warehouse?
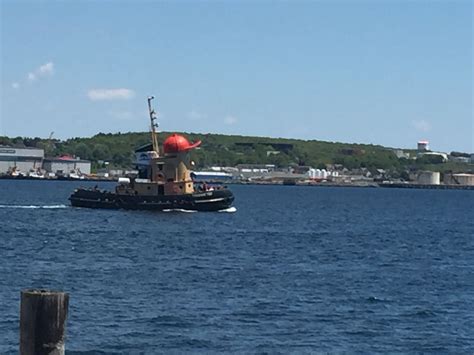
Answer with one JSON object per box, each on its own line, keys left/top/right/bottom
{"left": 42, "top": 156, "right": 91, "bottom": 175}
{"left": 0, "top": 146, "right": 44, "bottom": 174}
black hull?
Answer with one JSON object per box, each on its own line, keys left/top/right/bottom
{"left": 69, "top": 188, "right": 234, "bottom": 212}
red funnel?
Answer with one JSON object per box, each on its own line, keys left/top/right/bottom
{"left": 163, "top": 134, "right": 201, "bottom": 154}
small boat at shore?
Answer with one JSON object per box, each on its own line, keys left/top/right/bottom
{"left": 69, "top": 96, "right": 235, "bottom": 211}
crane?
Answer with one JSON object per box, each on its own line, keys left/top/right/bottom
{"left": 47, "top": 131, "right": 54, "bottom": 157}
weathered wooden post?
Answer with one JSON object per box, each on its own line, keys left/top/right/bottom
{"left": 20, "top": 289, "right": 69, "bottom": 355}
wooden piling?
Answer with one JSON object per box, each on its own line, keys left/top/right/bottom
{"left": 20, "top": 289, "right": 69, "bottom": 355}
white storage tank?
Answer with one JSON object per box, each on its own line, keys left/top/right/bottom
{"left": 321, "top": 169, "right": 328, "bottom": 179}
{"left": 417, "top": 171, "right": 440, "bottom": 185}
{"left": 447, "top": 173, "right": 474, "bottom": 186}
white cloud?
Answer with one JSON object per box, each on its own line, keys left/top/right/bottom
{"left": 187, "top": 110, "right": 207, "bottom": 121}
{"left": 39, "top": 62, "right": 54, "bottom": 75}
{"left": 11, "top": 82, "right": 20, "bottom": 89}
{"left": 224, "top": 115, "right": 237, "bottom": 125}
{"left": 412, "top": 119, "right": 431, "bottom": 132}
{"left": 25, "top": 61, "right": 54, "bottom": 83}
{"left": 87, "top": 88, "right": 135, "bottom": 101}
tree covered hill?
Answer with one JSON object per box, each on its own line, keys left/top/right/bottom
{"left": 0, "top": 132, "right": 472, "bottom": 174}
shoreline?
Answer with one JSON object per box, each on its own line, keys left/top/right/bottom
{"left": 1, "top": 176, "right": 473, "bottom": 190}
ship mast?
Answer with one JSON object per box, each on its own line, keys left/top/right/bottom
{"left": 147, "top": 96, "right": 159, "bottom": 155}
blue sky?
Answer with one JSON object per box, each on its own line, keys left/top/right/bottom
{"left": 1, "top": 0, "right": 472, "bottom": 153}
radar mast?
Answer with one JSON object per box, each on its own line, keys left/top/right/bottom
{"left": 147, "top": 96, "right": 160, "bottom": 155}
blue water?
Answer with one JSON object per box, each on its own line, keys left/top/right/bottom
{"left": 0, "top": 180, "right": 473, "bottom": 353}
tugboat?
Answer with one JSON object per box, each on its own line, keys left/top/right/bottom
{"left": 69, "top": 96, "right": 234, "bottom": 211}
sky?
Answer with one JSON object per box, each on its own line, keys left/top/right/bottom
{"left": 0, "top": 0, "right": 472, "bottom": 153}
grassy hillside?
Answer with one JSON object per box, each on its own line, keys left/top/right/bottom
{"left": 1, "top": 132, "right": 472, "bottom": 175}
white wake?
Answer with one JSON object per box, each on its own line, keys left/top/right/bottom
{"left": 0, "top": 204, "right": 67, "bottom": 209}
{"left": 163, "top": 208, "right": 198, "bottom": 213}
{"left": 162, "top": 206, "right": 237, "bottom": 213}
{"left": 218, "top": 206, "right": 237, "bottom": 213}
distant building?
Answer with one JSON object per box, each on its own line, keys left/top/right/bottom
{"left": 191, "top": 171, "right": 233, "bottom": 182}
{"left": 449, "top": 156, "right": 470, "bottom": 163}
{"left": 394, "top": 149, "right": 410, "bottom": 159}
{"left": 236, "top": 164, "right": 276, "bottom": 172}
{"left": 43, "top": 156, "right": 91, "bottom": 175}
{"left": 289, "top": 165, "right": 311, "bottom": 174}
{"left": 417, "top": 140, "right": 429, "bottom": 151}
{"left": 0, "top": 146, "right": 44, "bottom": 174}
{"left": 417, "top": 151, "right": 448, "bottom": 162}
{"left": 209, "top": 166, "right": 238, "bottom": 173}
{"left": 108, "top": 169, "right": 124, "bottom": 177}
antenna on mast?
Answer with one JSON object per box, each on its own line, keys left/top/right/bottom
{"left": 147, "top": 96, "right": 159, "bottom": 155}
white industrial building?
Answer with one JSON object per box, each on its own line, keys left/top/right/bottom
{"left": 1, "top": 146, "right": 91, "bottom": 177}
{"left": 42, "top": 157, "right": 91, "bottom": 175}
{"left": 418, "top": 151, "right": 448, "bottom": 162}
{"left": 449, "top": 156, "right": 471, "bottom": 163}
{"left": 0, "top": 146, "right": 44, "bottom": 174}
{"left": 417, "top": 140, "right": 429, "bottom": 151}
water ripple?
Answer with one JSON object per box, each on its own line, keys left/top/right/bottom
{"left": 0, "top": 181, "right": 472, "bottom": 353}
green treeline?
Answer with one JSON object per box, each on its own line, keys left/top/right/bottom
{"left": 0, "top": 132, "right": 472, "bottom": 174}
